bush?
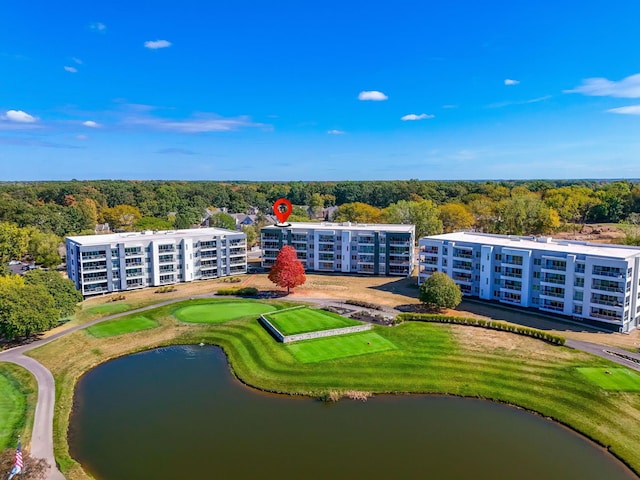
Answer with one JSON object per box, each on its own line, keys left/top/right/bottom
{"left": 220, "top": 276, "right": 242, "bottom": 283}
{"left": 217, "top": 287, "right": 259, "bottom": 296}
{"left": 345, "top": 299, "right": 383, "bottom": 311}
{"left": 155, "top": 286, "right": 177, "bottom": 294}
{"left": 397, "top": 313, "right": 566, "bottom": 345}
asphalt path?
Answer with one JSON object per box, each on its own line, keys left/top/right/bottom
{"left": 2, "top": 293, "right": 640, "bottom": 479}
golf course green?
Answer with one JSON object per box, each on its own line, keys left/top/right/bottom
{"left": 173, "top": 301, "right": 276, "bottom": 323}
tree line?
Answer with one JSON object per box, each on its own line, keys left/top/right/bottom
{"left": 0, "top": 179, "right": 639, "bottom": 240}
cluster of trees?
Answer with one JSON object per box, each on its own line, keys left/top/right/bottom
{"left": 0, "top": 270, "right": 82, "bottom": 340}
{"left": 0, "top": 222, "right": 62, "bottom": 268}
{"left": 0, "top": 179, "right": 639, "bottom": 241}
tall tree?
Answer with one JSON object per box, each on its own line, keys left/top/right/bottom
{"left": 100, "top": 205, "right": 142, "bottom": 231}
{"left": 268, "top": 245, "right": 306, "bottom": 293}
{"left": 0, "top": 276, "right": 59, "bottom": 339}
{"left": 419, "top": 272, "right": 462, "bottom": 310}
{"left": 382, "top": 200, "right": 442, "bottom": 238}
{"left": 209, "top": 212, "right": 236, "bottom": 230}
{"left": 27, "top": 230, "right": 62, "bottom": 268}
{"left": 333, "top": 202, "right": 382, "bottom": 223}
{"left": 0, "top": 223, "right": 29, "bottom": 263}
{"left": 438, "top": 203, "right": 474, "bottom": 233}
{"left": 24, "top": 270, "right": 82, "bottom": 318}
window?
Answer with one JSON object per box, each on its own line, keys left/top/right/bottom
{"left": 534, "top": 258, "right": 541, "bottom": 265}
{"left": 495, "top": 254, "right": 502, "bottom": 261}
{"left": 494, "top": 266, "right": 501, "bottom": 273}
{"left": 533, "top": 271, "right": 540, "bottom": 279}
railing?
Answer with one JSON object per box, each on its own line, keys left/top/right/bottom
{"left": 541, "top": 290, "right": 564, "bottom": 298}
{"left": 592, "top": 268, "right": 623, "bottom": 278}
{"left": 82, "top": 254, "right": 106, "bottom": 260}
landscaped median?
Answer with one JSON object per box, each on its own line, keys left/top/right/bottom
{"left": 396, "top": 313, "right": 566, "bottom": 345}
{"left": 17, "top": 297, "right": 640, "bottom": 478}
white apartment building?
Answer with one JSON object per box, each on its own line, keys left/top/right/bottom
{"left": 418, "top": 232, "right": 640, "bottom": 333}
{"left": 66, "top": 228, "right": 247, "bottom": 296}
{"left": 261, "top": 222, "right": 415, "bottom": 276}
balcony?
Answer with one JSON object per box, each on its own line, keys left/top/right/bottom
{"left": 452, "top": 273, "right": 472, "bottom": 284}
{"left": 82, "top": 253, "right": 107, "bottom": 261}
{"left": 84, "top": 285, "right": 109, "bottom": 294}
{"left": 157, "top": 245, "right": 176, "bottom": 253}
{"left": 452, "top": 250, "right": 473, "bottom": 259}
{"left": 420, "top": 246, "right": 439, "bottom": 254}
{"left": 82, "top": 264, "right": 107, "bottom": 272}
{"left": 592, "top": 266, "right": 624, "bottom": 278}
{"left": 502, "top": 255, "right": 523, "bottom": 266}
{"left": 83, "top": 276, "right": 108, "bottom": 283}
{"left": 591, "top": 281, "right": 624, "bottom": 295}
{"left": 540, "top": 288, "right": 564, "bottom": 298}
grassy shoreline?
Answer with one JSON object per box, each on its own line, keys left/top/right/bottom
{"left": 18, "top": 298, "right": 640, "bottom": 479}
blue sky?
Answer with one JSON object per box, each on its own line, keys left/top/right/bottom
{"left": 1, "top": 1, "right": 639, "bottom": 181}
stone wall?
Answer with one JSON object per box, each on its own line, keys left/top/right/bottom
{"left": 259, "top": 315, "right": 371, "bottom": 343}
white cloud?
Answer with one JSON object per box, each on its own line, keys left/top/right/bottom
{"left": 504, "top": 79, "right": 520, "bottom": 86}
{"left": 607, "top": 105, "right": 640, "bottom": 115}
{"left": 565, "top": 73, "right": 640, "bottom": 98}
{"left": 358, "top": 90, "right": 388, "bottom": 101}
{"left": 124, "top": 113, "right": 263, "bottom": 133}
{"left": 3, "top": 110, "right": 37, "bottom": 123}
{"left": 401, "top": 113, "right": 434, "bottom": 121}
{"left": 144, "top": 40, "right": 172, "bottom": 50}
{"left": 72, "top": 57, "right": 83, "bottom": 64}
{"left": 327, "top": 129, "right": 346, "bottom": 135}
{"left": 64, "top": 66, "right": 78, "bottom": 73}
{"left": 89, "top": 22, "right": 107, "bottom": 32}
{"left": 82, "top": 120, "right": 100, "bottom": 128}
{"left": 486, "top": 95, "right": 552, "bottom": 108}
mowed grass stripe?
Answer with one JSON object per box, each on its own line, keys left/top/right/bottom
{"left": 577, "top": 367, "right": 640, "bottom": 391}
{"left": 265, "top": 307, "right": 361, "bottom": 335}
{"left": 174, "top": 302, "right": 276, "bottom": 323}
{"left": 287, "top": 332, "right": 397, "bottom": 363}
{"left": 86, "top": 316, "right": 159, "bottom": 338}
{"left": 85, "top": 303, "right": 131, "bottom": 315}
{"left": 0, "top": 363, "right": 36, "bottom": 450}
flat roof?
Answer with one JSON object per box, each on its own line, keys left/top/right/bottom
{"left": 423, "top": 232, "right": 640, "bottom": 260}
{"left": 67, "top": 227, "right": 241, "bottom": 246}
{"left": 265, "top": 222, "right": 415, "bottom": 233}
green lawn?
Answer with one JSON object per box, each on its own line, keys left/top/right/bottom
{"left": 173, "top": 301, "right": 276, "bottom": 323}
{"left": 0, "top": 363, "right": 37, "bottom": 450}
{"left": 287, "top": 331, "right": 397, "bottom": 363}
{"left": 85, "top": 303, "right": 131, "bottom": 315}
{"left": 86, "top": 316, "right": 159, "bottom": 338}
{"left": 577, "top": 367, "right": 640, "bottom": 391}
{"left": 264, "top": 307, "right": 361, "bottom": 335}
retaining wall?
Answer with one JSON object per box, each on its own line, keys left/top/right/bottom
{"left": 259, "top": 315, "right": 371, "bottom": 343}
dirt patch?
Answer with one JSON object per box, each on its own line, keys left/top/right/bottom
{"left": 554, "top": 224, "right": 627, "bottom": 244}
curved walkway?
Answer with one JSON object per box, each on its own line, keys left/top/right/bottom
{"left": 2, "top": 293, "right": 640, "bottom": 479}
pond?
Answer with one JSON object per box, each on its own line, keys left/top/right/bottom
{"left": 69, "top": 346, "right": 637, "bottom": 480}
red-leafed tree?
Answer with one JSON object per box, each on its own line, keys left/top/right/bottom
{"left": 268, "top": 245, "right": 306, "bottom": 293}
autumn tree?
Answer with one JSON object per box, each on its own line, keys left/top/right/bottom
{"left": 419, "top": 272, "right": 462, "bottom": 310}
{"left": 382, "top": 200, "right": 443, "bottom": 238}
{"left": 100, "top": 205, "right": 142, "bottom": 231}
{"left": 333, "top": 202, "right": 381, "bottom": 223}
{"left": 438, "top": 203, "right": 474, "bottom": 233}
{"left": 268, "top": 245, "right": 306, "bottom": 293}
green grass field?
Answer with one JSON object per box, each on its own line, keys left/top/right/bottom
{"left": 264, "top": 307, "right": 361, "bottom": 335}
{"left": 22, "top": 297, "right": 640, "bottom": 477}
{"left": 287, "top": 331, "right": 397, "bottom": 363}
{"left": 0, "top": 363, "right": 37, "bottom": 450}
{"left": 85, "top": 303, "right": 131, "bottom": 315}
{"left": 577, "top": 367, "right": 640, "bottom": 391}
{"left": 173, "top": 301, "right": 276, "bottom": 323}
{"left": 86, "top": 316, "right": 159, "bottom": 338}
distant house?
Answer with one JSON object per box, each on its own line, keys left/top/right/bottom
{"left": 94, "top": 223, "right": 111, "bottom": 234}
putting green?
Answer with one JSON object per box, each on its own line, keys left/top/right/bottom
{"left": 174, "top": 302, "right": 276, "bottom": 324}
{"left": 287, "top": 331, "right": 397, "bottom": 363}
{"left": 576, "top": 367, "right": 640, "bottom": 391}
{"left": 264, "top": 307, "right": 361, "bottom": 335}
{"left": 87, "top": 316, "right": 159, "bottom": 338}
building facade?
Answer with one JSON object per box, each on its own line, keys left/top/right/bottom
{"left": 66, "top": 228, "right": 247, "bottom": 296}
{"left": 418, "top": 232, "right": 640, "bottom": 332}
{"left": 261, "top": 222, "right": 415, "bottom": 276}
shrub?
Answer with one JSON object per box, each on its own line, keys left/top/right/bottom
{"left": 217, "top": 287, "right": 259, "bottom": 296}
{"left": 397, "top": 313, "right": 566, "bottom": 345}
{"left": 345, "top": 299, "right": 383, "bottom": 311}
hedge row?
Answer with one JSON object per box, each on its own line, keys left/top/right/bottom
{"left": 396, "top": 313, "right": 566, "bottom": 346}
{"left": 345, "top": 299, "right": 384, "bottom": 311}
{"left": 216, "top": 287, "right": 259, "bottom": 296}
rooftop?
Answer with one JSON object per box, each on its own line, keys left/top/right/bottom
{"left": 265, "top": 222, "right": 415, "bottom": 233}
{"left": 67, "top": 227, "right": 242, "bottom": 246}
{"left": 423, "top": 232, "right": 640, "bottom": 260}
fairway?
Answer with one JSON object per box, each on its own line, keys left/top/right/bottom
{"left": 86, "top": 303, "right": 131, "bottom": 315}
{"left": 577, "top": 367, "right": 640, "bottom": 391}
{"left": 286, "top": 331, "right": 397, "bottom": 363}
{"left": 0, "top": 364, "right": 35, "bottom": 450}
{"left": 174, "top": 302, "right": 276, "bottom": 323}
{"left": 265, "top": 307, "right": 361, "bottom": 335}
{"left": 86, "top": 316, "right": 159, "bottom": 338}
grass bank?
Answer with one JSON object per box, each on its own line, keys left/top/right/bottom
{"left": 25, "top": 298, "right": 640, "bottom": 479}
{"left": 0, "top": 363, "right": 37, "bottom": 450}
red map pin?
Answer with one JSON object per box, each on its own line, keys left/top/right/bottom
{"left": 273, "top": 198, "right": 293, "bottom": 225}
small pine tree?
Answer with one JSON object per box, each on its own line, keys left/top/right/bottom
{"left": 268, "top": 245, "right": 306, "bottom": 294}
{"left": 419, "top": 272, "right": 462, "bottom": 310}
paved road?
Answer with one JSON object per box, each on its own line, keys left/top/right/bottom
{"left": 2, "top": 293, "right": 640, "bottom": 479}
